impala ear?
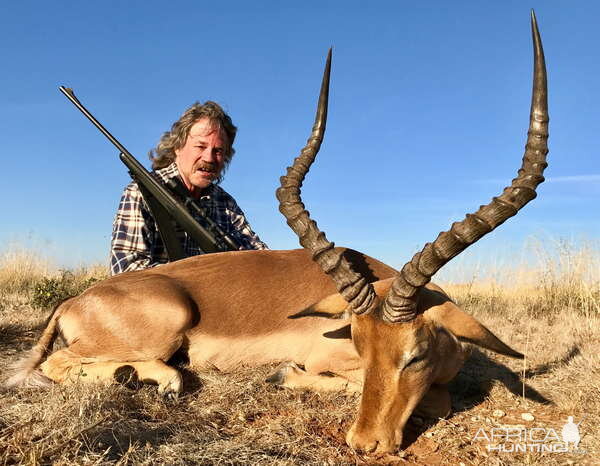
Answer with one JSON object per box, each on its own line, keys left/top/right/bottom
{"left": 289, "top": 293, "right": 349, "bottom": 319}
{"left": 429, "top": 304, "right": 524, "bottom": 359}
{"left": 289, "top": 278, "right": 394, "bottom": 320}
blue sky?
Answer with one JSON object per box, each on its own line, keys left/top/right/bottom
{"left": 1, "top": 1, "right": 598, "bottom": 278}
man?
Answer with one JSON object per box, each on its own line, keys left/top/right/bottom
{"left": 110, "top": 101, "right": 267, "bottom": 275}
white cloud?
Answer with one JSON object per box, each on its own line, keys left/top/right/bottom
{"left": 544, "top": 174, "right": 600, "bottom": 183}
{"left": 476, "top": 174, "right": 600, "bottom": 185}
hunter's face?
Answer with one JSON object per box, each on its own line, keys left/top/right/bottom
{"left": 175, "top": 118, "right": 228, "bottom": 197}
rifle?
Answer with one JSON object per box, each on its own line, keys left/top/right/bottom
{"left": 59, "top": 86, "right": 241, "bottom": 260}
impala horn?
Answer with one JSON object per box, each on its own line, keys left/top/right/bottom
{"left": 277, "top": 49, "right": 379, "bottom": 315}
{"left": 381, "top": 10, "right": 549, "bottom": 322}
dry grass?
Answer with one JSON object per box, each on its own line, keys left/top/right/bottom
{"left": 0, "top": 246, "right": 51, "bottom": 296}
{"left": 0, "top": 244, "right": 598, "bottom": 465}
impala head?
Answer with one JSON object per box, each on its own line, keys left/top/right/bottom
{"left": 277, "top": 12, "right": 548, "bottom": 454}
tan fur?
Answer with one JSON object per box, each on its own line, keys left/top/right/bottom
{"left": 6, "top": 248, "right": 521, "bottom": 454}
{"left": 340, "top": 283, "right": 520, "bottom": 453}
{"left": 275, "top": 280, "right": 521, "bottom": 453}
{"left": 5, "top": 249, "right": 394, "bottom": 391}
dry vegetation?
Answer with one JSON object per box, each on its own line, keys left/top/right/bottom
{"left": 1, "top": 242, "right": 598, "bottom": 465}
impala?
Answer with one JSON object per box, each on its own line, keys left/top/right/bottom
{"left": 6, "top": 12, "right": 548, "bottom": 454}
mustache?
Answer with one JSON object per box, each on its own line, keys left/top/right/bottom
{"left": 194, "top": 161, "right": 219, "bottom": 173}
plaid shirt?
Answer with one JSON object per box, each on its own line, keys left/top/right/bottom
{"left": 110, "top": 162, "right": 268, "bottom": 275}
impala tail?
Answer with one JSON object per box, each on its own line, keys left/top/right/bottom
{"left": 3, "top": 301, "right": 67, "bottom": 389}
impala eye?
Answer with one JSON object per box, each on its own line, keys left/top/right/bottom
{"left": 404, "top": 351, "right": 428, "bottom": 369}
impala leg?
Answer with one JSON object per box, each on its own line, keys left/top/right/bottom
{"left": 40, "top": 349, "right": 182, "bottom": 395}
{"left": 267, "top": 362, "right": 362, "bottom": 393}
{"left": 126, "top": 360, "right": 183, "bottom": 395}
{"left": 267, "top": 338, "right": 364, "bottom": 393}
{"left": 40, "top": 348, "right": 92, "bottom": 382}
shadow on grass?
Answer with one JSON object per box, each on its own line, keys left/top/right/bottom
{"left": 524, "top": 346, "right": 580, "bottom": 378}
{"left": 400, "top": 346, "right": 581, "bottom": 450}
{"left": 80, "top": 422, "right": 316, "bottom": 464}
{"left": 84, "top": 424, "right": 175, "bottom": 463}
{"left": 68, "top": 393, "right": 317, "bottom": 464}
{"left": 109, "top": 343, "right": 575, "bottom": 455}
{"left": 0, "top": 323, "right": 41, "bottom": 353}
{"left": 449, "top": 346, "right": 583, "bottom": 412}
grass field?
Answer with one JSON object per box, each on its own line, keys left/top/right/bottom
{"left": 0, "top": 243, "right": 598, "bottom": 465}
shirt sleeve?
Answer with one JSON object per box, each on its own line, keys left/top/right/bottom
{"left": 224, "top": 196, "right": 269, "bottom": 251}
{"left": 109, "top": 183, "right": 164, "bottom": 275}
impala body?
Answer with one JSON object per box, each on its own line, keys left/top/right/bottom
{"left": 6, "top": 13, "right": 548, "bottom": 454}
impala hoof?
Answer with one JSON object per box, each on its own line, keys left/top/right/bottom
{"left": 157, "top": 372, "right": 183, "bottom": 397}
{"left": 163, "top": 390, "right": 179, "bottom": 401}
{"left": 265, "top": 361, "right": 300, "bottom": 385}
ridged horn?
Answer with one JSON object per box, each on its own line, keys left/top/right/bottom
{"left": 276, "top": 49, "right": 378, "bottom": 315}
{"left": 381, "top": 10, "right": 549, "bottom": 323}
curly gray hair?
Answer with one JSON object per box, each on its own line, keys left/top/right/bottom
{"left": 149, "top": 101, "right": 237, "bottom": 183}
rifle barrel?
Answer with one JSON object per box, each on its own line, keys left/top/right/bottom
{"left": 59, "top": 86, "right": 130, "bottom": 157}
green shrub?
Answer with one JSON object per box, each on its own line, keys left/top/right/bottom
{"left": 31, "top": 270, "right": 99, "bottom": 309}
